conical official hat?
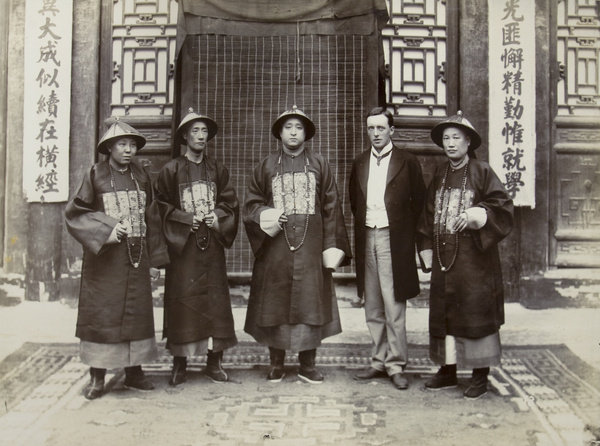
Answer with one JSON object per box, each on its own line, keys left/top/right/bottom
{"left": 430, "top": 110, "right": 482, "bottom": 150}
{"left": 271, "top": 105, "right": 316, "bottom": 141}
{"left": 97, "top": 119, "right": 147, "bottom": 155}
{"left": 174, "top": 108, "right": 218, "bottom": 146}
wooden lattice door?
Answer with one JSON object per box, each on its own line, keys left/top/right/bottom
{"left": 551, "top": 0, "right": 600, "bottom": 267}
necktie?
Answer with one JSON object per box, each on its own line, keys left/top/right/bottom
{"left": 373, "top": 150, "right": 391, "bottom": 166}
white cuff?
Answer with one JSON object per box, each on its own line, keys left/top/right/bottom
{"left": 322, "top": 247, "right": 345, "bottom": 271}
{"left": 260, "top": 208, "right": 284, "bottom": 237}
{"left": 465, "top": 207, "right": 487, "bottom": 230}
{"left": 208, "top": 211, "right": 220, "bottom": 232}
{"left": 419, "top": 249, "right": 433, "bottom": 270}
{"left": 106, "top": 225, "right": 121, "bottom": 244}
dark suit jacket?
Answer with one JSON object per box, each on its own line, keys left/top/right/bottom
{"left": 349, "top": 145, "right": 426, "bottom": 301}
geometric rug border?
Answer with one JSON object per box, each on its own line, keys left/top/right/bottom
{"left": 2, "top": 341, "right": 598, "bottom": 385}
{"left": 1, "top": 341, "right": 599, "bottom": 444}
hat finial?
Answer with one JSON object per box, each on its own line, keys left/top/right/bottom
{"left": 292, "top": 105, "right": 298, "bottom": 111}
{"left": 188, "top": 107, "right": 194, "bottom": 113}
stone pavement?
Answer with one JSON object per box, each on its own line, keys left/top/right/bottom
{"left": 0, "top": 281, "right": 599, "bottom": 445}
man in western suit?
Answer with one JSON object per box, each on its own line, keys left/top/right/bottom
{"left": 349, "top": 107, "right": 426, "bottom": 390}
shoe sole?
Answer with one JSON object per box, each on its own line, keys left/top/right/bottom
{"left": 168, "top": 379, "right": 187, "bottom": 386}
{"left": 83, "top": 389, "right": 103, "bottom": 400}
{"left": 353, "top": 374, "right": 387, "bottom": 381}
{"left": 123, "top": 384, "right": 154, "bottom": 392}
{"left": 425, "top": 384, "right": 458, "bottom": 391}
{"left": 207, "top": 376, "right": 228, "bottom": 383}
{"left": 297, "top": 374, "right": 323, "bottom": 385}
{"left": 463, "top": 390, "right": 488, "bottom": 400}
{"left": 267, "top": 373, "right": 285, "bottom": 383}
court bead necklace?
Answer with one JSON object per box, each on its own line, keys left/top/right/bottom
{"left": 186, "top": 156, "right": 211, "bottom": 250}
{"left": 278, "top": 150, "right": 310, "bottom": 252}
{"left": 434, "top": 161, "right": 468, "bottom": 272}
{"left": 109, "top": 164, "right": 145, "bottom": 268}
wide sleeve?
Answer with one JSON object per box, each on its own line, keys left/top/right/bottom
{"left": 242, "top": 159, "right": 273, "bottom": 257}
{"left": 407, "top": 154, "right": 427, "bottom": 251}
{"left": 417, "top": 165, "right": 441, "bottom": 252}
{"left": 211, "top": 160, "right": 239, "bottom": 249}
{"left": 348, "top": 159, "right": 358, "bottom": 217}
{"left": 154, "top": 162, "right": 195, "bottom": 256}
{"left": 64, "top": 166, "right": 118, "bottom": 256}
{"left": 471, "top": 163, "right": 514, "bottom": 252}
{"left": 141, "top": 168, "right": 170, "bottom": 268}
{"left": 318, "top": 156, "right": 352, "bottom": 266}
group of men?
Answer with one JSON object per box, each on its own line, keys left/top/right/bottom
{"left": 66, "top": 105, "right": 513, "bottom": 401}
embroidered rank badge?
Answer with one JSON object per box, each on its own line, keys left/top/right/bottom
{"left": 272, "top": 172, "right": 316, "bottom": 215}
{"left": 179, "top": 180, "right": 216, "bottom": 218}
{"left": 434, "top": 187, "right": 475, "bottom": 234}
{"left": 103, "top": 190, "right": 147, "bottom": 237}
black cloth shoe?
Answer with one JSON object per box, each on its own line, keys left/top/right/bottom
{"left": 425, "top": 364, "right": 458, "bottom": 390}
{"left": 298, "top": 349, "right": 323, "bottom": 384}
{"left": 169, "top": 356, "right": 187, "bottom": 386}
{"left": 353, "top": 367, "right": 388, "bottom": 381}
{"left": 267, "top": 366, "right": 285, "bottom": 382}
{"left": 124, "top": 366, "right": 154, "bottom": 391}
{"left": 267, "top": 347, "right": 285, "bottom": 382}
{"left": 206, "top": 350, "right": 228, "bottom": 383}
{"left": 391, "top": 372, "right": 409, "bottom": 390}
{"left": 84, "top": 367, "right": 106, "bottom": 400}
{"left": 463, "top": 367, "right": 489, "bottom": 399}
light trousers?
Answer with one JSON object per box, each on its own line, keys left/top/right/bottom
{"left": 363, "top": 227, "right": 407, "bottom": 376}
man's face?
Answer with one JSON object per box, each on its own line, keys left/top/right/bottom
{"left": 366, "top": 114, "right": 394, "bottom": 151}
{"left": 184, "top": 121, "right": 209, "bottom": 154}
{"left": 442, "top": 126, "right": 470, "bottom": 164}
{"left": 280, "top": 118, "right": 306, "bottom": 151}
{"left": 107, "top": 137, "right": 138, "bottom": 168}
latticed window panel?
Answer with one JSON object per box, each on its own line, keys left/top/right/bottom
{"left": 557, "top": 0, "right": 600, "bottom": 116}
{"left": 110, "top": 0, "right": 177, "bottom": 117}
{"left": 382, "top": 0, "right": 449, "bottom": 117}
{"left": 186, "top": 34, "right": 368, "bottom": 273}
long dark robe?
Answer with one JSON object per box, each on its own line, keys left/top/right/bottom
{"left": 65, "top": 161, "right": 169, "bottom": 343}
{"left": 243, "top": 149, "right": 351, "bottom": 340}
{"left": 418, "top": 158, "right": 514, "bottom": 339}
{"left": 155, "top": 155, "right": 238, "bottom": 345}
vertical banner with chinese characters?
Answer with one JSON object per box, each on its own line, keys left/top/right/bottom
{"left": 488, "top": 0, "right": 536, "bottom": 208}
{"left": 23, "top": 0, "right": 73, "bottom": 203}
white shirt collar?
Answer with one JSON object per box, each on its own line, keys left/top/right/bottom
{"left": 371, "top": 142, "right": 393, "bottom": 157}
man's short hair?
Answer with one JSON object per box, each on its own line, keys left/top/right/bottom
{"left": 366, "top": 107, "right": 394, "bottom": 127}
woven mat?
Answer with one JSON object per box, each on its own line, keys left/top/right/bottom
{"left": 1, "top": 341, "right": 599, "bottom": 444}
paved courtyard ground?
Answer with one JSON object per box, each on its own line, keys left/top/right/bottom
{"left": 0, "top": 280, "right": 599, "bottom": 446}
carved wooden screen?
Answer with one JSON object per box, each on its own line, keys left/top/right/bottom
{"left": 552, "top": 0, "right": 600, "bottom": 267}
{"left": 99, "top": 0, "right": 178, "bottom": 178}
{"left": 381, "top": 0, "right": 458, "bottom": 187}
{"left": 382, "top": 0, "right": 456, "bottom": 118}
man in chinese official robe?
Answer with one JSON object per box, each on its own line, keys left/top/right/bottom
{"left": 243, "top": 106, "right": 351, "bottom": 384}
{"left": 155, "top": 110, "right": 239, "bottom": 386}
{"left": 65, "top": 120, "right": 169, "bottom": 400}
{"left": 418, "top": 111, "right": 514, "bottom": 399}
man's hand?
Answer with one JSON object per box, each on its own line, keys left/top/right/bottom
{"left": 192, "top": 213, "right": 204, "bottom": 231}
{"left": 278, "top": 213, "right": 288, "bottom": 228}
{"left": 203, "top": 211, "right": 217, "bottom": 228}
{"left": 149, "top": 267, "right": 161, "bottom": 280}
{"left": 115, "top": 221, "right": 131, "bottom": 241}
{"left": 452, "top": 212, "right": 468, "bottom": 233}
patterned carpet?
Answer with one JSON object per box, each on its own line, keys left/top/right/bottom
{"left": 0, "top": 342, "right": 599, "bottom": 445}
